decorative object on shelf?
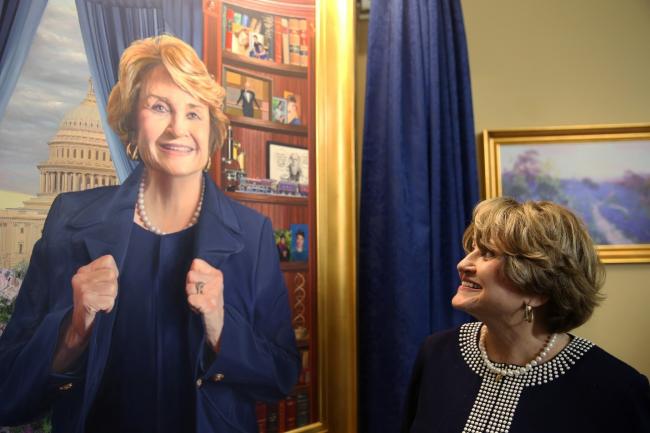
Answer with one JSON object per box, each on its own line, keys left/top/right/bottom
{"left": 223, "top": 3, "right": 274, "bottom": 61}
{"left": 274, "top": 228, "right": 292, "bottom": 262}
{"left": 283, "top": 91, "right": 303, "bottom": 126}
{"left": 267, "top": 142, "right": 308, "bottom": 186}
{"left": 221, "top": 125, "right": 246, "bottom": 191}
{"left": 223, "top": 66, "right": 271, "bottom": 120}
{"left": 236, "top": 177, "right": 308, "bottom": 197}
{"left": 290, "top": 224, "right": 308, "bottom": 262}
{"left": 483, "top": 123, "right": 650, "bottom": 263}
{"left": 272, "top": 96, "right": 287, "bottom": 123}
{"left": 292, "top": 272, "right": 308, "bottom": 341}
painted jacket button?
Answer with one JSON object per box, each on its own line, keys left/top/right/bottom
{"left": 58, "top": 383, "right": 73, "bottom": 391}
{"left": 196, "top": 378, "right": 203, "bottom": 388}
{"left": 212, "top": 373, "right": 225, "bottom": 382}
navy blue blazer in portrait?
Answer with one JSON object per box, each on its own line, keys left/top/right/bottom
{"left": 0, "top": 163, "right": 301, "bottom": 433}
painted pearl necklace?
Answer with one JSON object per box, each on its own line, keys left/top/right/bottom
{"left": 478, "top": 324, "right": 557, "bottom": 382}
{"left": 136, "top": 173, "right": 205, "bottom": 235}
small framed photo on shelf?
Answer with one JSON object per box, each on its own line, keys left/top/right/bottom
{"left": 267, "top": 142, "right": 309, "bottom": 185}
{"left": 223, "top": 4, "right": 274, "bottom": 61}
{"left": 283, "top": 91, "right": 303, "bottom": 126}
{"left": 273, "top": 228, "right": 292, "bottom": 262}
{"left": 290, "top": 224, "right": 308, "bottom": 262}
{"left": 223, "top": 66, "right": 271, "bottom": 120}
{"left": 272, "top": 97, "right": 287, "bottom": 123}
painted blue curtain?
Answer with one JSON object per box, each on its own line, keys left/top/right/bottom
{"left": 358, "top": 0, "right": 479, "bottom": 432}
{"left": 0, "top": 0, "right": 48, "bottom": 120}
{"left": 75, "top": 0, "right": 203, "bottom": 182}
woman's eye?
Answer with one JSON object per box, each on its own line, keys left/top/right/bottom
{"left": 187, "top": 112, "right": 201, "bottom": 120}
{"left": 151, "top": 103, "right": 168, "bottom": 113}
{"left": 480, "top": 248, "right": 495, "bottom": 258}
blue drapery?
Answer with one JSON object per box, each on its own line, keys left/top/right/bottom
{"left": 75, "top": 0, "right": 203, "bottom": 182}
{"left": 358, "top": 0, "right": 479, "bottom": 432}
{"left": 0, "top": 0, "right": 48, "bottom": 120}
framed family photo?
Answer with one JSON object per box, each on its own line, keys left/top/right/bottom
{"left": 222, "top": 66, "right": 271, "bottom": 120}
{"left": 267, "top": 142, "right": 309, "bottom": 185}
{"left": 482, "top": 124, "right": 650, "bottom": 263}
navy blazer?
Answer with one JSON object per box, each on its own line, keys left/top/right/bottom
{"left": 0, "top": 163, "right": 301, "bottom": 432}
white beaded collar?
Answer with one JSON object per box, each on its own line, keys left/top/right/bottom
{"left": 459, "top": 321, "right": 594, "bottom": 387}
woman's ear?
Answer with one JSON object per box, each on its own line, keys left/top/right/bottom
{"left": 529, "top": 294, "right": 549, "bottom": 308}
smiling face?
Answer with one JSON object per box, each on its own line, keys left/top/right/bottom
{"left": 135, "top": 65, "right": 211, "bottom": 179}
{"left": 452, "top": 245, "right": 532, "bottom": 324}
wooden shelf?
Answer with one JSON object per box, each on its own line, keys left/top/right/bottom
{"left": 281, "top": 261, "right": 308, "bottom": 272}
{"left": 226, "top": 190, "right": 308, "bottom": 206}
{"left": 223, "top": 51, "right": 308, "bottom": 78}
{"left": 228, "top": 115, "right": 308, "bottom": 136}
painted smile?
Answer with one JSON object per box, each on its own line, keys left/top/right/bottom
{"left": 159, "top": 142, "right": 194, "bottom": 153}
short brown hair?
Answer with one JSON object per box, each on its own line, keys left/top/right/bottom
{"left": 463, "top": 197, "right": 605, "bottom": 333}
{"left": 107, "top": 34, "right": 228, "bottom": 155}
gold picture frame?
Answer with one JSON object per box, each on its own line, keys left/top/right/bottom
{"left": 482, "top": 124, "right": 650, "bottom": 264}
{"left": 312, "top": 1, "right": 358, "bottom": 433}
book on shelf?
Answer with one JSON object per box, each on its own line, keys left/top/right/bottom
{"left": 295, "top": 391, "right": 310, "bottom": 427}
{"left": 288, "top": 18, "right": 301, "bottom": 66}
{"left": 278, "top": 399, "right": 287, "bottom": 432}
{"left": 267, "top": 402, "right": 279, "bottom": 433}
{"left": 285, "top": 396, "right": 297, "bottom": 430}
{"left": 299, "top": 19, "right": 309, "bottom": 67}
{"left": 256, "top": 402, "right": 268, "bottom": 433}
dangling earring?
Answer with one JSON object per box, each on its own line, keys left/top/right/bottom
{"left": 126, "top": 142, "right": 139, "bottom": 160}
{"left": 524, "top": 303, "right": 534, "bottom": 323}
{"left": 204, "top": 155, "right": 212, "bottom": 172}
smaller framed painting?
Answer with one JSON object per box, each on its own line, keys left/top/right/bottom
{"left": 483, "top": 123, "right": 650, "bottom": 263}
{"left": 222, "top": 66, "right": 271, "bottom": 120}
{"left": 290, "top": 224, "right": 308, "bottom": 262}
{"left": 267, "top": 142, "right": 309, "bottom": 186}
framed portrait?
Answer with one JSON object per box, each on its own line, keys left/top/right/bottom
{"left": 222, "top": 66, "right": 271, "bottom": 120}
{"left": 483, "top": 124, "right": 650, "bottom": 263}
{"left": 273, "top": 228, "right": 292, "bottom": 262}
{"left": 290, "top": 224, "right": 308, "bottom": 262}
{"left": 267, "top": 142, "right": 309, "bottom": 185}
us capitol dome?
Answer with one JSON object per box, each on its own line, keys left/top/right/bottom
{"left": 0, "top": 79, "right": 118, "bottom": 268}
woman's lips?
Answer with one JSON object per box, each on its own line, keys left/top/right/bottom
{"left": 159, "top": 143, "right": 194, "bottom": 153}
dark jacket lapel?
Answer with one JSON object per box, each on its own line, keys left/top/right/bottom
{"left": 66, "top": 163, "right": 142, "bottom": 424}
{"left": 188, "top": 173, "right": 245, "bottom": 374}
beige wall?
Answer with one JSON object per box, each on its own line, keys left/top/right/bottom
{"left": 356, "top": 0, "right": 650, "bottom": 376}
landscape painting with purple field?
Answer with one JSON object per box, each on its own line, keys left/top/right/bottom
{"left": 500, "top": 141, "right": 650, "bottom": 246}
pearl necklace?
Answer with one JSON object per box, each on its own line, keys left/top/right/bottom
{"left": 136, "top": 173, "right": 205, "bottom": 235}
{"left": 478, "top": 324, "right": 557, "bottom": 382}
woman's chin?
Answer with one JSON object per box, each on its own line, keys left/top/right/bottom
{"left": 451, "top": 289, "right": 480, "bottom": 313}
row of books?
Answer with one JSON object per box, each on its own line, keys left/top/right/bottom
{"left": 256, "top": 392, "right": 310, "bottom": 433}
{"left": 222, "top": 4, "right": 309, "bottom": 67}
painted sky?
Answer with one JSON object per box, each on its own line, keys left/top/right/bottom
{"left": 0, "top": 0, "right": 91, "bottom": 194}
{"left": 501, "top": 140, "right": 650, "bottom": 182}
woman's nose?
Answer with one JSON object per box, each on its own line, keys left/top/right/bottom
{"left": 168, "top": 113, "right": 189, "bottom": 137}
{"left": 457, "top": 253, "right": 474, "bottom": 274}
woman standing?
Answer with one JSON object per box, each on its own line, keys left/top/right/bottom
{"left": 0, "top": 35, "right": 300, "bottom": 433}
{"left": 402, "top": 197, "right": 650, "bottom": 432}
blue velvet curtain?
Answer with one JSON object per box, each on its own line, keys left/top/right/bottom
{"left": 75, "top": 0, "right": 203, "bottom": 182}
{"left": 0, "top": 0, "right": 48, "bottom": 120}
{"left": 358, "top": 0, "right": 479, "bottom": 431}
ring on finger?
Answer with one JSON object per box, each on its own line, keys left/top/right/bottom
{"left": 195, "top": 281, "right": 205, "bottom": 295}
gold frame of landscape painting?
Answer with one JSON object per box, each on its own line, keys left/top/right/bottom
{"left": 482, "top": 124, "right": 650, "bottom": 264}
